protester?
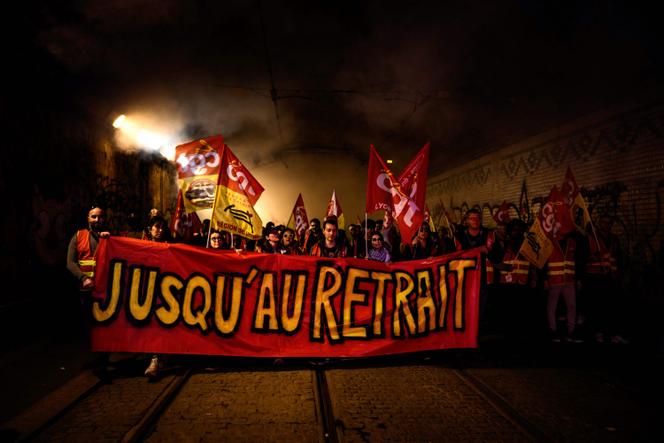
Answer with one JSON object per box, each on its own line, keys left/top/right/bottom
{"left": 303, "top": 218, "right": 322, "bottom": 254}
{"left": 544, "top": 231, "right": 582, "bottom": 343}
{"left": 582, "top": 216, "right": 629, "bottom": 345}
{"left": 310, "top": 218, "right": 347, "bottom": 257}
{"left": 454, "top": 208, "right": 500, "bottom": 335}
{"left": 367, "top": 233, "right": 391, "bottom": 263}
{"left": 143, "top": 214, "right": 170, "bottom": 378}
{"left": 280, "top": 227, "right": 300, "bottom": 255}
{"left": 66, "top": 205, "right": 111, "bottom": 374}
{"left": 208, "top": 229, "right": 231, "bottom": 250}
{"left": 406, "top": 223, "right": 438, "bottom": 259}
{"left": 256, "top": 226, "right": 282, "bottom": 253}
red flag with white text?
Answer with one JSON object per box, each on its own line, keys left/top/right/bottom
{"left": 365, "top": 144, "right": 424, "bottom": 243}
{"left": 210, "top": 145, "right": 264, "bottom": 240}
{"left": 174, "top": 135, "right": 224, "bottom": 220}
{"left": 287, "top": 193, "right": 309, "bottom": 240}
{"left": 398, "top": 142, "right": 431, "bottom": 211}
{"left": 366, "top": 144, "right": 397, "bottom": 213}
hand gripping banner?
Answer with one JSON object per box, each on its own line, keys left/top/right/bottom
{"left": 90, "top": 237, "right": 481, "bottom": 357}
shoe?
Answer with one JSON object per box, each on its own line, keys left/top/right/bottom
{"left": 549, "top": 330, "right": 561, "bottom": 343}
{"left": 144, "top": 356, "right": 161, "bottom": 377}
{"left": 594, "top": 333, "right": 606, "bottom": 344}
{"left": 565, "top": 331, "right": 584, "bottom": 343}
{"left": 610, "top": 335, "right": 630, "bottom": 345}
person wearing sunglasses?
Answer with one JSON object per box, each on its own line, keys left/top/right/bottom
{"left": 280, "top": 227, "right": 301, "bottom": 255}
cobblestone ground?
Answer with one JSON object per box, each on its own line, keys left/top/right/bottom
{"left": 145, "top": 369, "right": 322, "bottom": 443}
{"left": 325, "top": 365, "right": 528, "bottom": 442}
{"left": 32, "top": 374, "right": 175, "bottom": 443}
{"left": 467, "top": 367, "right": 660, "bottom": 442}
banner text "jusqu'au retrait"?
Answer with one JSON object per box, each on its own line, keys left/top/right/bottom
{"left": 90, "top": 237, "right": 481, "bottom": 357}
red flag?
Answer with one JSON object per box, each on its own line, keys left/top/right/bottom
{"left": 561, "top": 167, "right": 591, "bottom": 233}
{"left": 366, "top": 144, "right": 397, "bottom": 213}
{"left": 326, "top": 189, "right": 345, "bottom": 229}
{"left": 542, "top": 186, "right": 574, "bottom": 241}
{"left": 365, "top": 144, "right": 424, "bottom": 242}
{"left": 492, "top": 200, "right": 512, "bottom": 225}
{"left": 210, "top": 145, "right": 264, "bottom": 240}
{"left": 219, "top": 144, "right": 264, "bottom": 205}
{"left": 174, "top": 135, "right": 224, "bottom": 216}
{"left": 170, "top": 189, "right": 203, "bottom": 242}
{"left": 398, "top": 142, "right": 431, "bottom": 211}
{"left": 287, "top": 193, "right": 309, "bottom": 240}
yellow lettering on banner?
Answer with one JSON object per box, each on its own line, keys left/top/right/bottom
{"left": 449, "top": 259, "right": 476, "bottom": 329}
{"left": 416, "top": 270, "right": 437, "bottom": 334}
{"left": 343, "top": 268, "right": 369, "bottom": 339}
{"left": 254, "top": 272, "right": 279, "bottom": 331}
{"left": 156, "top": 275, "right": 182, "bottom": 325}
{"left": 281, "top": 273, "right": 306, "bottom": 333}
{"left": 371, "top": 271, "right": 393, "bottom": 336}
{"left": 438, "top": 265, "right": 449, "bottom": 328}
{"left": 128, "top": 268, "right": 157, "bottom": 322}
{"left": 393, "top": 271, "right": 417, "bottom": 337}
{"left": 183, "top": 276, "right": 212, "bottom": 332}
{"left": 214, "top": 275, "right": 243, "bottom": 335}
{"left": 93, "top": 261, "right": 123, "bottom": 322}
{"left": 312, "top": 266, "right": 342, "bottom": 341}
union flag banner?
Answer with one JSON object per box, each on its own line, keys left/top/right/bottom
{"left": 518, "top": 211, "right": 555, "bottom": 269}
{"left": 398, "top": 142, "right": 431, "bottom": 211}
{"left": 365, "top": 145, "right": 425, "bottom": 243}
{"left": 90, "top": 237, "right": 481, "bottom": 357}
{"left": 326, "top": 189, "right": 345, "bottom": 229}
{"left": 286, "top": 193, "right": 309, "bottom": 240}
{"left": 561, "top": 167, "right": 591, "bottom": 234}
{"left": 174, "top": 135, "right": 224, "bottom": 220}
{"left": 492, "top": 201, "right": 512, "bottom": 226}
{"left": 545, "top": 186, "right": 575, "bottom": 241}
{"left": 210, "top": 145, "right": 264, "bottom": 240}
{"left": 366, "top": 144, "right": 396, "bottom": 213}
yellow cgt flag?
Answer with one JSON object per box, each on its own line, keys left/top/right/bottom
{"left": 211, "top": 185, "right": 263, "bottom": 240}
{"left": 210, "top": 144, "right": 264, "bottom": 240}
{"left": 518, "top": 219, "right": 554, "bottom": 269}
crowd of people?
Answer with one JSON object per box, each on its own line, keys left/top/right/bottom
{"left": 67, "top": 204, "right": 630, "bottom": 378}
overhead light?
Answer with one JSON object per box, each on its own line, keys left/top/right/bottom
{"left": 386, "top": 159, "right": 393, "bottom": 164}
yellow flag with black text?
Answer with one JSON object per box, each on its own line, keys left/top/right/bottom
{"left": 518, "top": 218, "right": 554, "bottom": 269}
{"left": 210, "top": 145, "right": 264, "bottom": 240}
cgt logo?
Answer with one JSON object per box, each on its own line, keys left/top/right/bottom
{"left": 227, "top": 162, "right": 257, "bottom": 198}
{"left": 176, "top": 150, "right": 220, "bottom": 176}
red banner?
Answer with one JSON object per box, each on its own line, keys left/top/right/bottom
{"left": 90, "top": 237, "right": 481, "bottom": 357}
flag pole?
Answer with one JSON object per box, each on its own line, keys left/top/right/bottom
{"left": 365, "top": 212, "right": 369, "bottom": 258}
{"left": 206, "top": 145, "right": 225, "bottom": 248}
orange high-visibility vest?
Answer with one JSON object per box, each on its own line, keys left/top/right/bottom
{"left": 76, "top": 229, "right": 96, "bottom": 278}
{"left": 546, "top": 239, "right": 576, "bottom": 286}
{"left": 585, "top": 236, "right": 616, "bottom": 275}
{"left": 499, "top": 250, "right": 530, "bottom": 285}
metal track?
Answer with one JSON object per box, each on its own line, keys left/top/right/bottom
{"left": 452, "top": 368, "right": 554, "bottom": 443}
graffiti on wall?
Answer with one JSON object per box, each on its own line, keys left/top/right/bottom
{"left": 429, "top": 178, "right": 664, "bottom": 290}
{"left": 430, "top": 104, "right": 664, "bottom": 195}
